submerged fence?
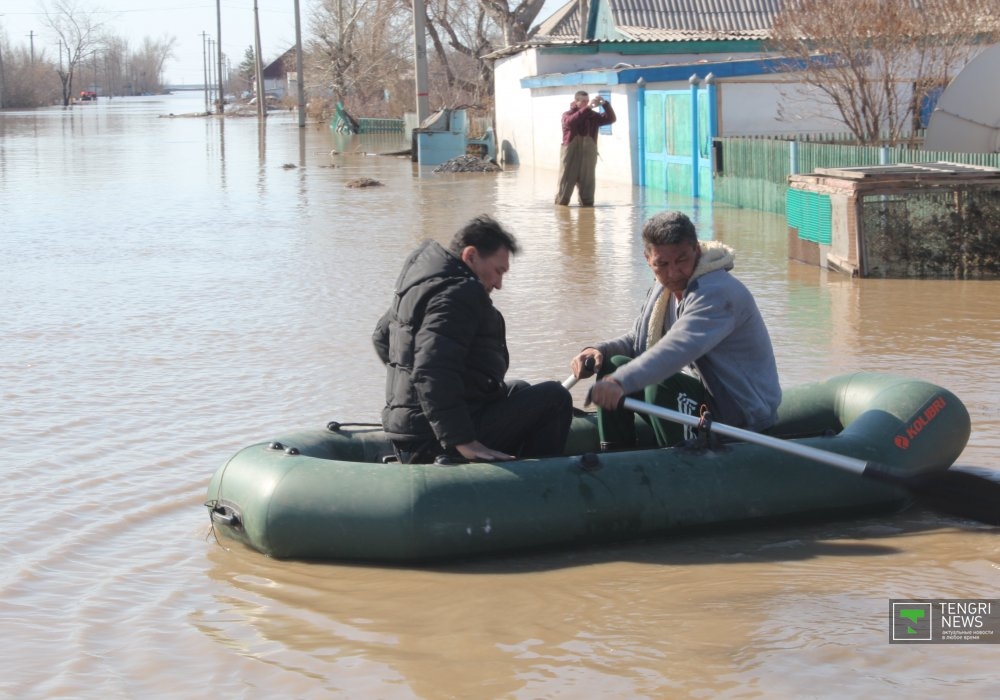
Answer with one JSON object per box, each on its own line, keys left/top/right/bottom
{"left": 352, "top": 115, "right": 493, "bottom": 137}
{"left": 357, "top": 118, "right": 405, "bottom": 133}
{"left": 714, "top": 137, "right": 1000, "bottom": 214}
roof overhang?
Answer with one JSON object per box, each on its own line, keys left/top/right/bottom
{"left": 484, "top": 37, "right": 767, "bottom": 61}
{"left": 519, "top": 55, "right": 817, "bottom": 89}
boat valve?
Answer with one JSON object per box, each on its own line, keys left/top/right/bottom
{"left": 207, "top": 501, "right": 243, "bottom": 531}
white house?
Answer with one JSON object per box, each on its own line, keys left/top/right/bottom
{"left": 490, "top": 0, "right": 870, "bottom": 197}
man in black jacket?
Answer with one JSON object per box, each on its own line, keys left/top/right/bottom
{"left": 373, "top": 215, "right": 573, "bottom": 464}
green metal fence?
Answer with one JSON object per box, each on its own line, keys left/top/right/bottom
{"left": 714, "top": 137, "right": 1000, "bottom": 214}
{"left": 336, "top": 115, "right": 490, "bottom": 136}
{"left": 357, "top": 118, "right": 404, "bottom": 133}
{"left": 786, "top": 189, "right": 833, "bottom": 245}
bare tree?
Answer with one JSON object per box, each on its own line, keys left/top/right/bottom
{"left": 305, "top": 0, "right": 549, "bottom": 117}
{"left": 42, "top": 0, "right": 109, "bottom": 105}
{"left": 308, "top": 0, "right": 412, "bottom": 116}
{"left": 128, "top": 36, "right": 177, "bottom": 95}
{"left": 769, "top": 0, "right": 1000, "bottom": 145}
{"left": 102, "top": 35, "right": 129, "bottom": 96}
{"left": 423, "top": 0, "right": 496, "bottom": 106}
{"left": 478, "top": 0, "right": 548, "bottom": 46}
{"left": 0, "top": 40, "right": 62, "bottom": 108}
{"left": 424, "top": 0, "right": 549, "bottom": 105}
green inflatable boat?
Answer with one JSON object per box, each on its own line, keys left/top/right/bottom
{"left": 205, "top": 372, "right": 971, "bottom": 563}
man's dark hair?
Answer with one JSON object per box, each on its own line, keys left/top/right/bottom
{"left": 574, "top": 90, "right": 589, "bottom": 101}
{"left": 642, "top": 211, "right": 698, "bottom": 251}
{"left": 448, "top": 215, "right": 520, "bottom": 256}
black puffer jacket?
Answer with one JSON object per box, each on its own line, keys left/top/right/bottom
{"left": 373, "top": 240, "right": 509, "bottom": 446}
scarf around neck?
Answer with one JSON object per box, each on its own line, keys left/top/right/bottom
{"left": 645, "top": 241, "right": 735, "bottom": 349}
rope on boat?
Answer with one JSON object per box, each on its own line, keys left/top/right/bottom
{"left": 326, "top": 421, "right": 382, "bottom": 432}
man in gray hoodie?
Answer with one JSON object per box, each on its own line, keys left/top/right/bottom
{"left": 570, "top": 211, "right": 781, "bottom": 449}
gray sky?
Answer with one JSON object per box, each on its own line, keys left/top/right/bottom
{"left": 1, "top": 0, "right": 563, "bottom": 85}
{"left": 2, "top": 1, "right": 311, "bottom": 85}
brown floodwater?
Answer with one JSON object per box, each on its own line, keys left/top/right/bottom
{"left": 2, "top": 94, "right": 998, "bottom": 698}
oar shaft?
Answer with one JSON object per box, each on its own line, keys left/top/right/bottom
{"left": 621, "top": 397, "right": 870, "bottom": 477}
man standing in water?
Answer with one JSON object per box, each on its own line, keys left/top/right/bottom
{"left": 555, "top": 90, "right": 616, "bottom": 207}
{"left": 569, "top": 211, "right": 781, "bottom": 449}
{"left": 374, "top": 215, "right": 573, "bottom": 464}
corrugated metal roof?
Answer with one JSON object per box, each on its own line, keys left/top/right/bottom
{"left": 534, "top": 0, "right": 784, "bottom": 41}
{"left": 616, "top": 26, "right": 771, "bottom": 41}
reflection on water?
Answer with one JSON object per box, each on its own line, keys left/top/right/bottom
{"left": 1, "top": 93, "right": 998, "bottom": 698}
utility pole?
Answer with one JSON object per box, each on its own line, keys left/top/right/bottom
{"left": 208, "top": 38, "right": 215, "bottom": 106}
{"left": 0, "top": 15, "right": 4, "bottom": 110}
{"left": 29, "top": 31, "right": 35, "bottom": 64}
{"left": 412, "top": 0, "right": 429, "bottom": 122}
{"left": 253, "top": 0, "right": 265, "bottom": 120}
{"left": 201, "top": 32, "right": 209, "bottom": 113}
{"left": 293, "top": 0, "right": 306, "bottom": 127}
{"left": 215, "top": 0, "right": 224, "bottom": 114}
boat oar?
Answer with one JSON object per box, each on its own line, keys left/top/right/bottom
{"left": 620, "top": 396, "right": 1000, "bottom": 526}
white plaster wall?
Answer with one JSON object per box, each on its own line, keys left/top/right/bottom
{"left": 494, "top": 55, "right": 540, "bottom": 170}
{"left": 495, "top": 49, "right": 636, "bottom": 186}
{"left": 718, "top": 80, "right": 854, "bottom": 136}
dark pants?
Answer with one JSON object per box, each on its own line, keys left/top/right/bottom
{"left": 597, "top": 355, "right": 709, "bottom": 448}
{"left": 472, "top": 380, "right": 573, "bottom": 458}
{"left": 555, "top": 137, "right": 598, "bottom": 206}
{"left": 393, "top": 380, "right": 573, "bottom": 463}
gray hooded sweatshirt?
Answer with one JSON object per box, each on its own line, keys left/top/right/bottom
{"left": 594, "top": 241, "right": 781, "bottom": 431}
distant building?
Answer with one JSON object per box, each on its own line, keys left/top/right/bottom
{"left": 260, "top": 48, "right": 298, "bottom": 99}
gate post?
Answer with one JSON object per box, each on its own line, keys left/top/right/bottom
{"left": 637, "top": 77, "right": 646, "bottom": 188}
{"left": 705, "top": 73, "right": 717, "bottom": 200}
{"left": 690, "top": 74, "right": 700, "bottom": 198}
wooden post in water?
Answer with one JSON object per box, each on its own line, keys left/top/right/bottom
{"left": 216, "top": 0, "right": 225, "bottom": 114}
{"left": 253, "top": 0, "right": 266, "bottom": 121}
{"left": 412, "top": 0, "right": 429, "bottom": 123}
{"left": 201, "top": 32, "right": 209, "bottom": 113}
{"left": 294, "top": 0, "right": 306, "bottom": 127}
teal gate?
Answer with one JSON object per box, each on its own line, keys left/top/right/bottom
{"left": 642, "top": 83, "right": 714, "bottom": 199}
